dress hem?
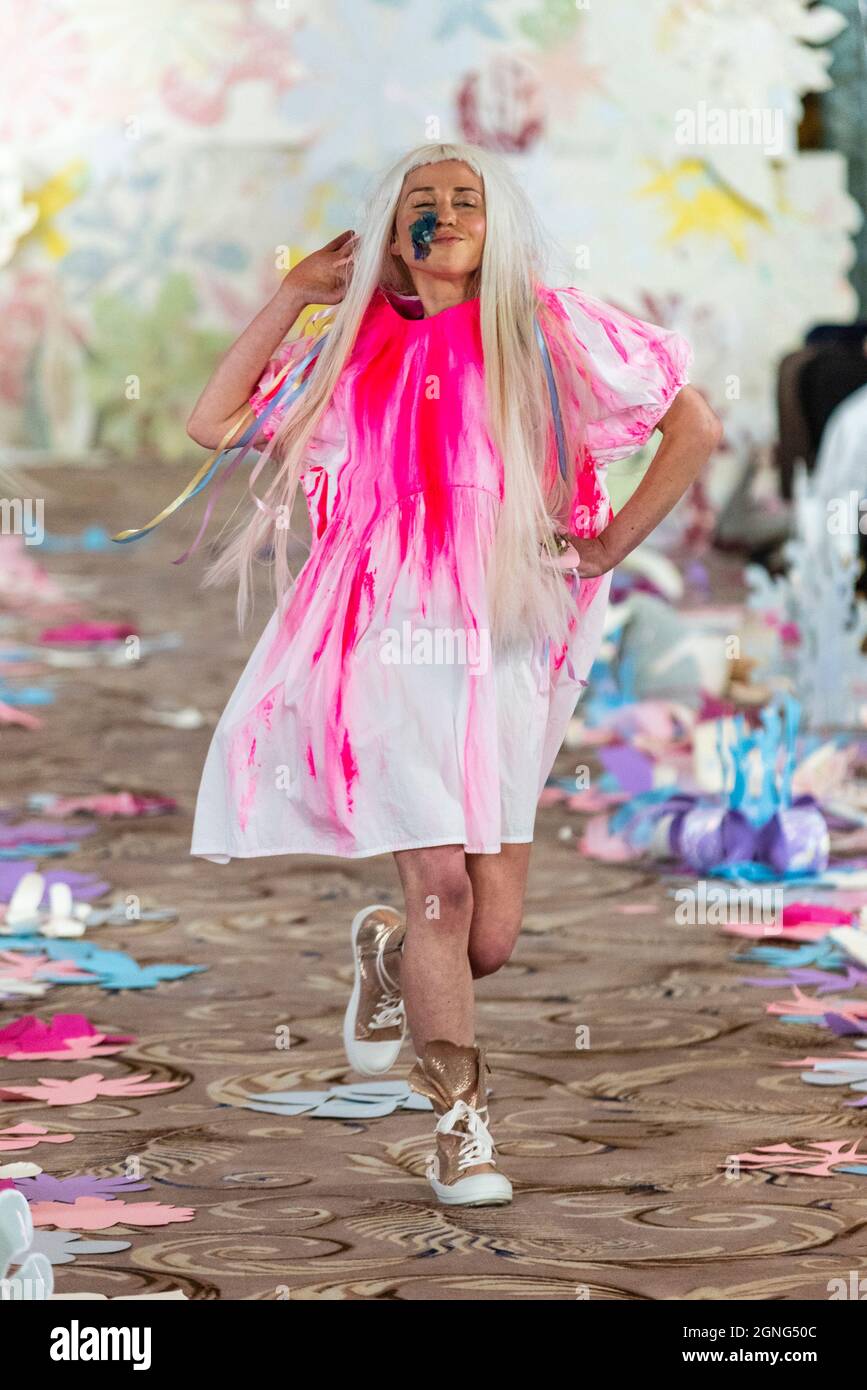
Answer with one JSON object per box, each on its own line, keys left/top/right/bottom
{"left": 190, "top": 831, "right": 536, "bottom": 863}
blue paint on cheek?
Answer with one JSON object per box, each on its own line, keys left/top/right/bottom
{"left": 409, "top": 210, "right": 437, "bottom": 260}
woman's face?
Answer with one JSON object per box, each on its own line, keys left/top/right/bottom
{"left": 390, "top": 160, "right": 486, "bottom": 288}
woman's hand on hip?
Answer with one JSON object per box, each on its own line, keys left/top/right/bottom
{"left": 559, "top": 531, "right": 618, "bottom": 578}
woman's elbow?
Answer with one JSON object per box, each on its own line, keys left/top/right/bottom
{"left": 666, "top": 385, "right": 722, "bottom": 455}
{"left": 186, "top": 414, "right": 221, "bottom": 449}
{"left": 689, "top": 388, "right": 723, "bottom": 450}
{"left": 702, "top": 403, "right": 724, "bottom": 451}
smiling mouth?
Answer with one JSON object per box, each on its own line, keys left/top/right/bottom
{"left": 432, "top": 236, "right": 461, "bottom": 243}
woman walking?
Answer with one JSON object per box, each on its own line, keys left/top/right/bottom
{"left": 182, "top": 141, "right": 721, "bottom": 1206}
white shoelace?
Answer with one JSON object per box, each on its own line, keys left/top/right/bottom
{"left": 369, "top": 992, "right": 405, "bottom": 1030}
{"left": 367, "top": 942, "right": 404, "bottom": 1031}
{"left": 429, "top": 1098, "right": 496, "bottom": 1177}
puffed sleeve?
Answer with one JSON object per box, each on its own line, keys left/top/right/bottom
{"left": 552, "top": 286, "right": 693, "bottom": 464}
{"left": 248, "top": 334, "right": 322, "bottom": 444}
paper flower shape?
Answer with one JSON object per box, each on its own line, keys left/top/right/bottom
{"left": 0, "top": 1072, "right": 183, "bottom": 1105}
{"left": 13, "top": 1174, "right": 151, "bottom": 1203}
{"left": 0, "top": 1123, "right": 75, "bottom": 1153}
{"left": 38, "top": 622, "right": 138, "bottom": 643}
{"left": 720, "top": 1139, "right": 867, "bottom": 1178}
{"left": 30, "top": 1197, "right": 194, "bottom": 1230}
{"left": 239, "top": 1080, "right": 433, "bottom": 1118}
{"left": 766, "top": 986, "right": 867, "bottom": 1025}
{"left": 29, "top": 1231, "right": 131, "bottom": 1265}
{"left": 0, "top": 1014, "right": 133, "bottom": 1060}
{"left": 32, "top": 792, "right": 177, "bottom": 818}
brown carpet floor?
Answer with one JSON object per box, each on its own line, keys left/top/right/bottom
{"left": 2, "top": 461, "right": 864, "bottom": 1301}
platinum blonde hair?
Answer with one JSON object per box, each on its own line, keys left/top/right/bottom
{"left": 203, "top": 140, "right": 593, "bottom": 653}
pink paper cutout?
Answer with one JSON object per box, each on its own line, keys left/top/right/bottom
{"left": 721, "top": 919, "right": 834, "bottom": 942}
{"left": 776, "top": 1054, "right": 867, "bottom": 1067}
{"left": 580, "top": 814, "right": 640, "bottom": 863}
{"left": 38, "top": 622, "right": 138, "bottom": 644}
{"left": 0, "top": 702, "right": 42, "bottom": 729}
{"left": 0, "top": 1073, "right": 181, "bottom": 1105}
{"left": 0, "top": 952, "right": 94, "bottom": 984}
{"left": 721, "top": 1139, "right": 867, "bottom": 1178}
{"left": 0, "top": 1122, "right": 75, "bottom": 1152}
{"left": 0, "top": 1014, "right": 134, "bottom": 1060}
{"left": 30, "top": 1196, "right": 194, "bottom": 1229}
{"left": 766, "top": 986, "right": 867, "bottom": 1022}
{"left": 782, "top": 903, "right": 853, "bottom": 926}
{"left": 41, "top": 792, "right": 177, "bottom": 818}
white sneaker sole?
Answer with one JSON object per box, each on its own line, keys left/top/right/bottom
{"left": 343, "top": 903, "right": 406, "bottom": 1076}
{"left": 428, "top": 1171, "right": 513, "bottom": 1206}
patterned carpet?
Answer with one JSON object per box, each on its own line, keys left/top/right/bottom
{"left": 3, "top": 462, "right": 864, "bottom": 1301}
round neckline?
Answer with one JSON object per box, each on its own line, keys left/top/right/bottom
{"left": 377, "top": 286, "right": 480, "bottom": 326}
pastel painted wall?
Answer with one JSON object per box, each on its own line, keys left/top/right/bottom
{"left": 1, "top": 0, "right": 859, "bottom": 501}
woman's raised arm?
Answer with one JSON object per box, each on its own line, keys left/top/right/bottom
{"left": 185, "top": 230, "right": 355, "bottom": 449}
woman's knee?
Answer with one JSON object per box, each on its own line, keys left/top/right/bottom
{"left": 468, "top": 935, "right": 516, "bottom": 978}
{"left": 395, "top": 845, "right": 474, "bottom": 926}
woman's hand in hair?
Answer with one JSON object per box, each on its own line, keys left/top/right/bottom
{"left": 282, "top": 230, "right": 357, "bottom": 305}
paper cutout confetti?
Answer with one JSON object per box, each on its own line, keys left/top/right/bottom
{"left": 30, "top": 1197, "right": 195, "bottom": 1229}
{"left": 0, "top": 1072, "right": 183, "bottom": 1106}
{"left": 0, "top": 1014, "right": 134, "bottom": 1060}
{"left": 721, "top": 1139, "right": 867, "bottom": 1178}
{"left": 239, "top": 1079, "right": 433, "bottom": 1118}
{"left": 0, "top": 1123, "right": 75, "bottom": 1153}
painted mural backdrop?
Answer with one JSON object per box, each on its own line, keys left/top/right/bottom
{"left": 1, "top": 0, "right": 859, "bottom": 510}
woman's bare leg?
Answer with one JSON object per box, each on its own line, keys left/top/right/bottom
{"left": 465, "top": 842, "right": 533, "bottom": 978}
{"left": 393, "top": 843, "right": 475, "bottom": 1049}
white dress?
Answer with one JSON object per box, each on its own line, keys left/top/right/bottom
{"left": 190, "top": 284, "right": 691, "bottom": 861}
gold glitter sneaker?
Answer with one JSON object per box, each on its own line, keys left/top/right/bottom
{"left": 408, "top": 1039, "right": 512, "bottom": 1207}
{"left": 343, "top": 904, "right": 407, "bottom": 1076}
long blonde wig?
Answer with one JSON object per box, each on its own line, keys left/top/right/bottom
{"left": 203, "top": 140, "right": 594, "bottom": 654}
